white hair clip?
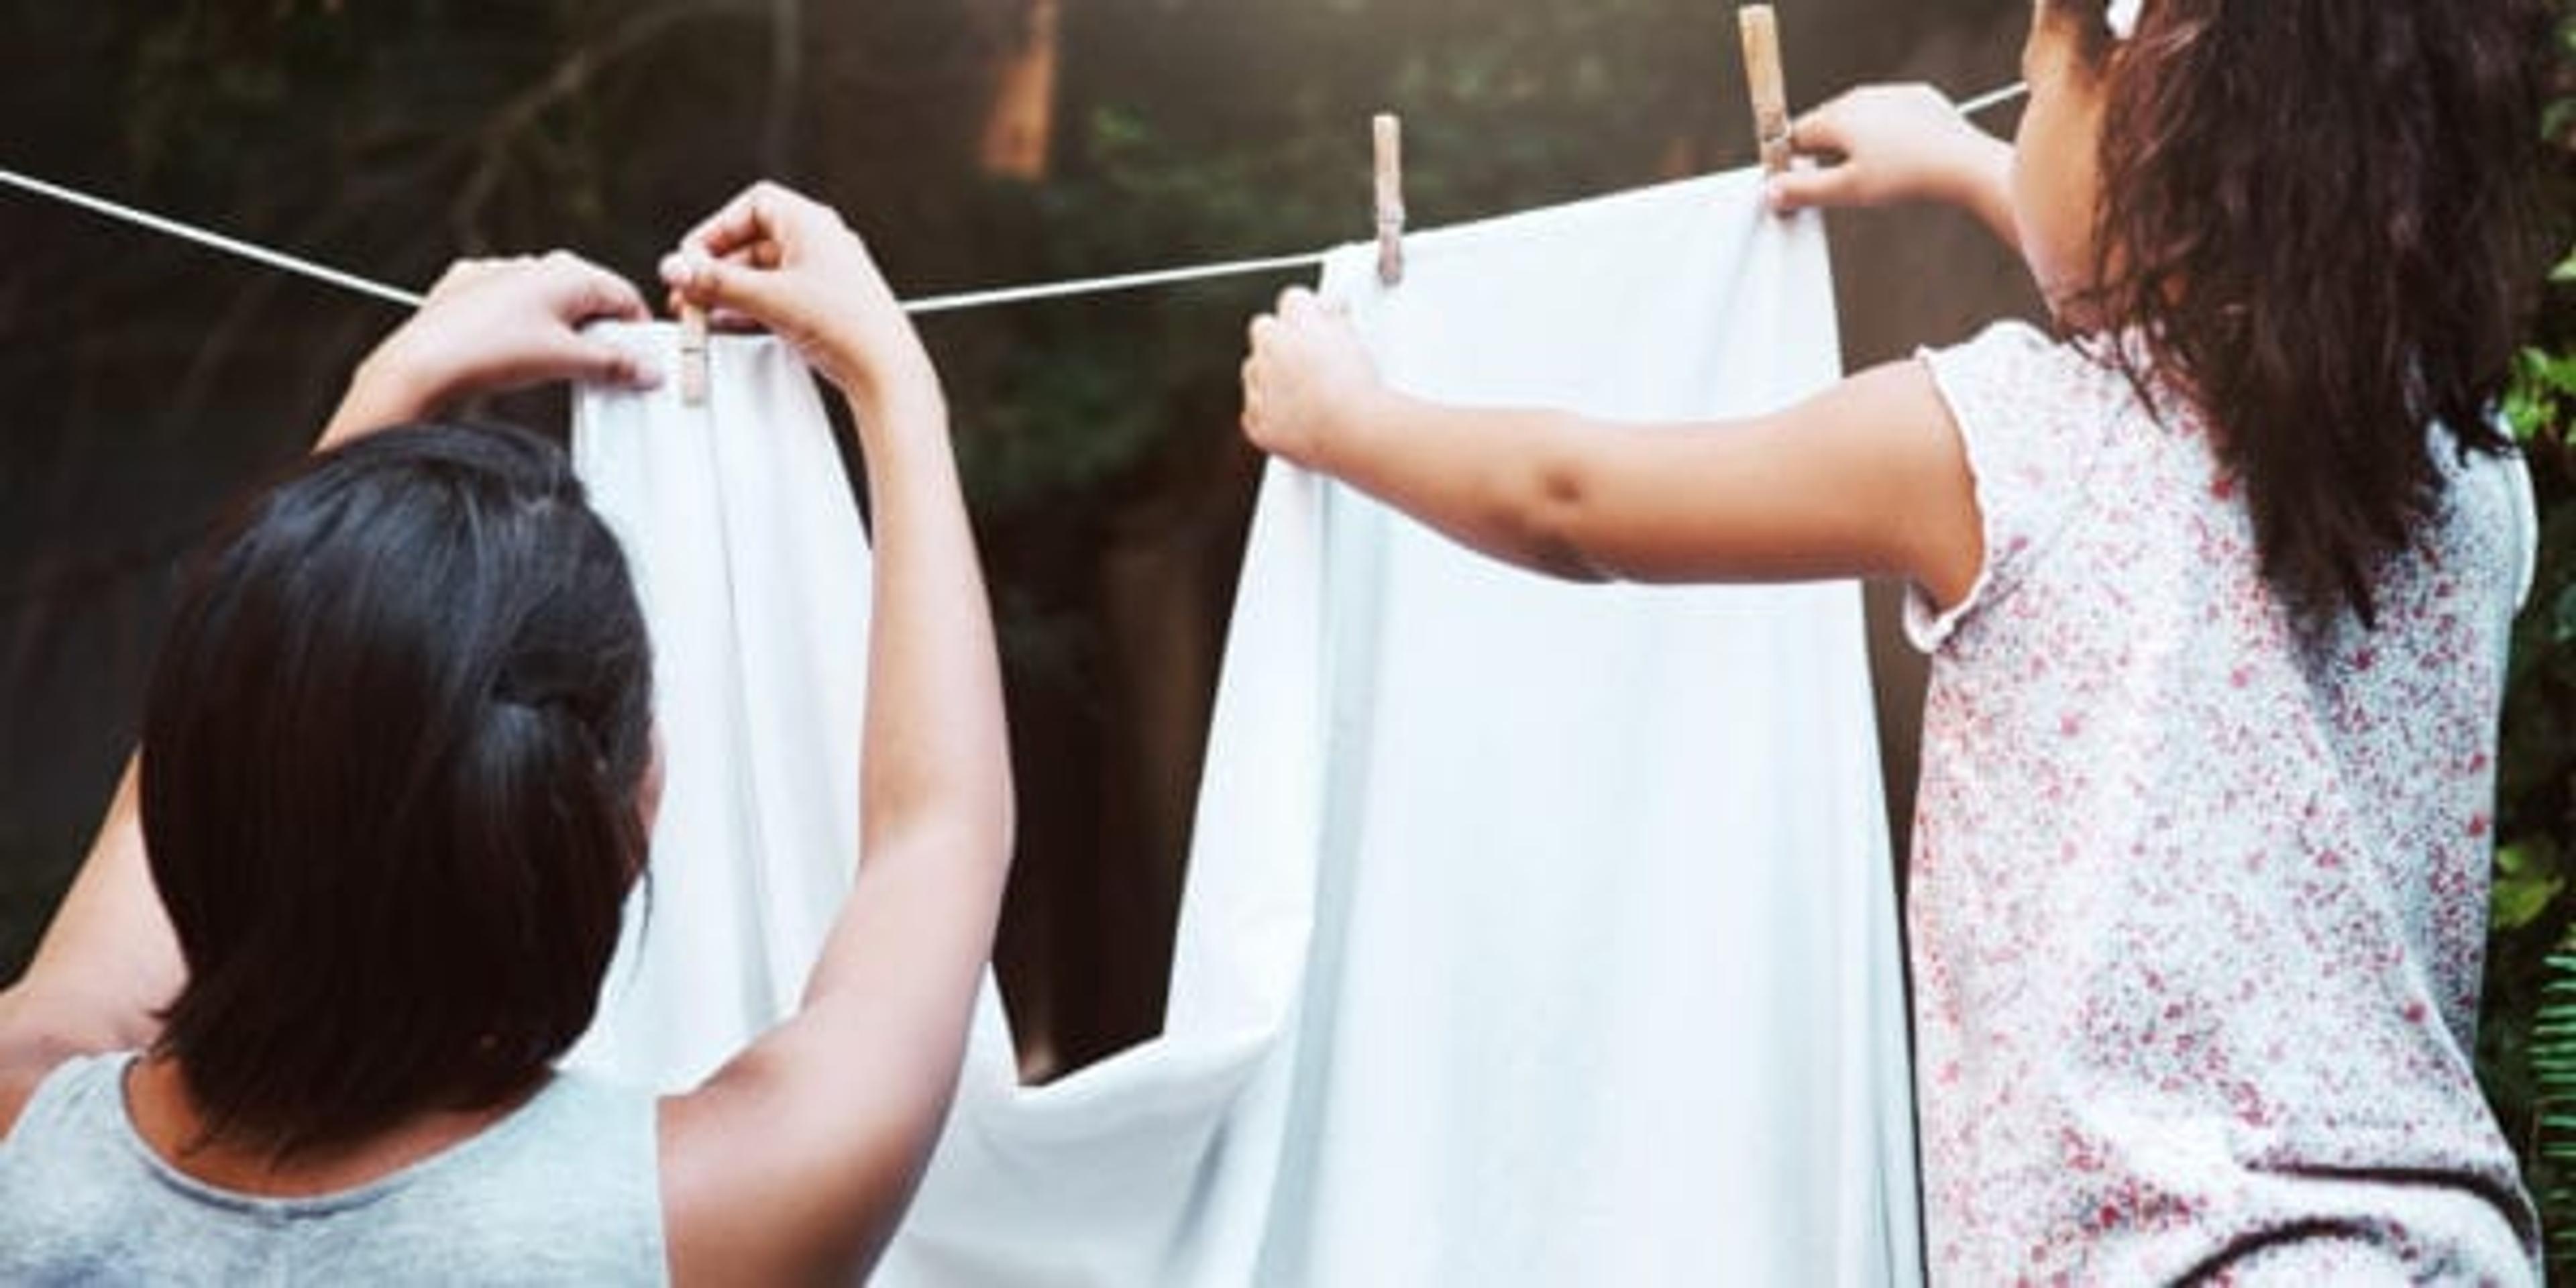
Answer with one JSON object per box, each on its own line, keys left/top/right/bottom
{"left": 2106, "top": 0, "right": 2144, "bottom": 40}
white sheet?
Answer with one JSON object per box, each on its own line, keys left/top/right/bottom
{"left": 564, "top": 325, "right": 871, "bottom": 1089}
{"left": 568, "top": 167, "right": 1919, "bottom": 1286}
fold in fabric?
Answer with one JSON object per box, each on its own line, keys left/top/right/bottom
{"left": 567, "top": 167, "right": 1920, "bottom": 1287}
{"left": 563, "top": 324, "right": 871, "bottom": 1090}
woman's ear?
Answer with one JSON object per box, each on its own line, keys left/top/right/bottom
{"left": 637, "top": 725, "right": 666, "bottom": 846}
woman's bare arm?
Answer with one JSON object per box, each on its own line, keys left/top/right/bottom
{"left": 0, "top": 764, "right": 181, "bottom": 1110}
{"left": 653, "top": 182, "right": 1014, "bottom": 1286}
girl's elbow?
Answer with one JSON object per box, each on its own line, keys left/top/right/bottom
{"left": 1514, "top": 453, "right": 1615, "bottom": 584}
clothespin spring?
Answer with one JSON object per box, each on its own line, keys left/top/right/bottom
{"left": 1373, "top": 113, "right": 1405, "bottom": 287}
{"left": 679, "top": 303, "right": 710, "bottom": 405}
{"left": 1739, "top": 6, "right": 1793, "bottom": 176}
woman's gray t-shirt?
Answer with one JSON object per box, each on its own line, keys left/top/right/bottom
{"left": 0, "top": 1053, "right": 665, "bottom": 1285}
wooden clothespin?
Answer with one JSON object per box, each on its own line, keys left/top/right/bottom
{"left": 1738, "top": 5, "right": 1792, "bottom": 176}
{"left": 678, "top": 303, "right": 709, "bottom": 405}
{"left": 1373, "top": 113, "right": 1405, "bottom": 286}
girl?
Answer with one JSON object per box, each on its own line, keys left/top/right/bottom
{"left": 0, "top": 182, "right": 1010, "bottom": 1285}
{"left": 1242, "top": 0, "right": 2546, "bottom": 1280}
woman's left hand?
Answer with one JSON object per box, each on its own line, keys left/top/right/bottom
{"left": 319, "top": 251, "right": 659, "bottom": 448}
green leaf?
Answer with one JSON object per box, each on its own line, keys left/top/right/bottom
{"left": 2494, "top": 861, "right": 2564, "bottom": 932}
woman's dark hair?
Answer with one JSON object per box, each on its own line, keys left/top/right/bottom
{"left": 2053, "top": 0, "right": 2547, "bottom": 625}
{"left": 141, "top": 423, "right": 654, "bottom": 1157}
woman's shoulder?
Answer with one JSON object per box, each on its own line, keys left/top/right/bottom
{"left": 0, "top": 991, "right": 130, "bottom": 1143}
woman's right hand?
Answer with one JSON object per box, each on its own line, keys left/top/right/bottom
{"left": 660, "top": 181, "right": 939, "bottom": 419}
{"left": 319, "top": 251, "right": 657, "bottom": 449}
{"left": 1768, "top": 83, "right": 2012, "bottom": 219}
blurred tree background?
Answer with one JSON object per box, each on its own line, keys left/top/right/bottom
{"left": 9, "top": 0, "right": 2564, "bottom": 1238}
{"left": 2481, "top": 6, "right": 2576, "bottom": 1269}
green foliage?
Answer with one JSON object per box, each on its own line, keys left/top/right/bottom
{"left": 2540, "top": 945, "right": 2576, "bottom": 1236}
{"left": 2487, "top": 11, "right": 2576, "bottom": 1273}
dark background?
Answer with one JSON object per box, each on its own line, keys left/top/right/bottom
{"left": 0, "top": 0, "right": 2044, "bottom": 1078}
{"left": 11, "top": 0, "right": 2573, "bottom": 1251}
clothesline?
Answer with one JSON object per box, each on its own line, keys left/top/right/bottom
{"left": 0, "top": 82, "right": 2027, "bottom": 317}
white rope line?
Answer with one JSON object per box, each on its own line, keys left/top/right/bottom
{"left": 0, "top": 80, "right": 2027, "bottom": 317}
{"left": 0, "top": 167, "right": 429, "bottom": 309}
{"left": 1955, "top": 80, "right": 2029, "bottom": 117}
{"left": 900, "top": 250, "right": 1329, "bottom": 315}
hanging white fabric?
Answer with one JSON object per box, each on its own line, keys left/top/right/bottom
{"left": 562, "top": 324, "right": 873, "bottom": 1088}
{"left": 561, "top": 166, "right": 1919, "bottom": 1286}
{"left": 886, "top": 167, "right": 1920, "bottom": 1285}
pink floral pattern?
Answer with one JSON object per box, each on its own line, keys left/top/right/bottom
{"left": 1906, "top": 323, "right": 2542, "bottom": 1285}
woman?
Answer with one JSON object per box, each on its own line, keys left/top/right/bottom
{"left": 0, "top": 181, "right": 1010, "bottom": 1285}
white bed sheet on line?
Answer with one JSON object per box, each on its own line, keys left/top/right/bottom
{"left": 566, "top": 165, "right": 1921, "bottom": 1287}
{"left": 563, "top": 323, "right": 872, "bottom": 1089}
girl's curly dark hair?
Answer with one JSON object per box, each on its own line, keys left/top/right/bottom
{"left": 2055, "top": 0, "right": 2548, "bottom": 626}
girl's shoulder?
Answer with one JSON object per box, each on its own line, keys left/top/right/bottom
{"left": 1907, "top": 321, "right": 2540, "bottom": 651}
{"left": 1919, "top": 321, "right": 2147, "bottom": 442}
{"left": 1907, "top": 321, "right": 2147, "bottom": 650}
{"left": 2425, "top": 425, "right": 2540, "bottom": 615}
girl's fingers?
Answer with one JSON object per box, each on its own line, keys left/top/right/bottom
{"left": 1766, "top": 162, "right": 1858, "bottom": 213}
{"left": 1278, "top": 287, "right": 1324, "bottom": 324}
{"left": 1788, "top": 110, "right": 1842, "bottom": 158}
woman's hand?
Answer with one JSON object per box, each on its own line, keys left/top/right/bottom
{"left": 654, "top": 193, "right": 1006, "bottom": 1288}
{"left": 320, "top": 252, "right": 658, "bottom": 448}
{"left": 1240, "top": 286, "right": 1384, "bottom": 470}
{"left": 659, "top": 181, "right": 939, "bottom": 423}
{"left": 1768, "top": 83, "right": 2016, "bottom": 246}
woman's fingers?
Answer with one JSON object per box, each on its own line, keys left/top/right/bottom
{"left": 664, "top": 243, "right": 771, "bottom": 329}
{"left": 659, "top": 179, "right": 930, "bottom": 404}
{"left": 682, "top": 184, "right": 773, "bottom": 260}
{"left": 573, "top": 335, "right": 662, "bottom": 388}
{"left": 659, "top": 252, "right": 790, "bottom": 325}
{"left": 538, "top": 250, "right": 651, "bottom": 323}
{"left": 667, "top": 182, "right": 836, "bottom": 329}
{"left": 683, "top": 180, "right": 828, "bottom": 262}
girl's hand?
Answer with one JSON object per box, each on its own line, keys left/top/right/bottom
{"left": 659, "top": 181, "right": 939, "bottom": 421}
{"left": 1768, "top": 83, "right": 2012, "bottom": 219}
{"left": 321, "top": 252, "right": 658, "bottom": 447}
{"left": 1241, "top": 286, "right": 1383, "bottom": 469}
